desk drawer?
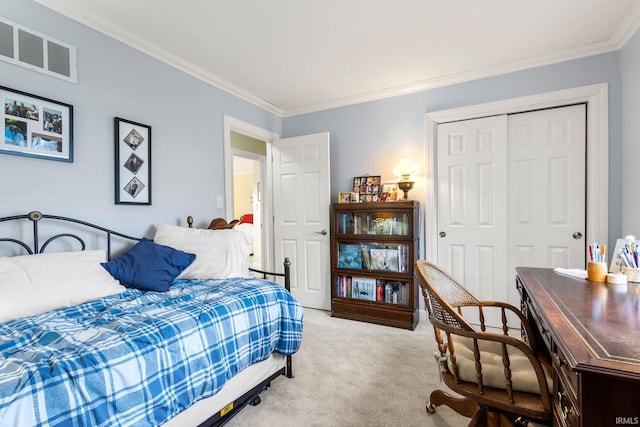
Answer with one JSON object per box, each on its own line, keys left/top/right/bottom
{"left": 554, "top": 346, "right": 578, "bottom": 400}
{"left": 527, "top": 299, "right": 553, "bottom": 351}
{"left": 554, "top": 371, "right": 580, "bottom": 427}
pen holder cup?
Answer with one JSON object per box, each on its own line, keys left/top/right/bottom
{"left": 587, "top": 262, "right": 608, "bottom": 282}
{"left": 621, "top": 267, "right": 640, "bottom": 283}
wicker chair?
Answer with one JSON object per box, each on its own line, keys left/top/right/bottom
{"left": 416, "top": 261, "right": 552, "bottom": 426}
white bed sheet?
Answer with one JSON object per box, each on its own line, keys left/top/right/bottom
{"left": 162, "top": 353, "right": 286, "bottom": 426}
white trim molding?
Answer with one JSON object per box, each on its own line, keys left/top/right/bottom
{"left": 424, "top": 83, "right": 609, "bottom": 264}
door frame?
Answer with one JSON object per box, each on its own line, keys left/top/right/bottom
{"left": 424, "top": 83, "right": 609, "bottom": 263}
{"left": 223, "top": 115, "right": 280, "bottom": 270}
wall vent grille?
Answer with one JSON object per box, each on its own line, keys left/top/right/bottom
{"left": 0, "top": 16, "right": 77, "bottom": 83}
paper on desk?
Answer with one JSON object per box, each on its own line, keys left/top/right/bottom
{"left": 553, "top": 267, "right": 587, "bottom": 279}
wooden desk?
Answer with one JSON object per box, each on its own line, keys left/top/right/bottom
{"left": 516, "top": 267, "right": 640, "bottom": 427}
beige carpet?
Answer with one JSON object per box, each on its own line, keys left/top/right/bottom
{"left": 226, "top": 308, "right": 469, "bottom": 427}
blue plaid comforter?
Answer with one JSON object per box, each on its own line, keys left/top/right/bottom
{"left": 0, "top": 278, "right": 304, "bottom": 427}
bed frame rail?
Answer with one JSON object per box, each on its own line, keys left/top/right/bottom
{"left": 249, "top": 260, "right": 291, "bottom": 292}
{"left": 0, "top": 210, "right": 140, "bottom": 259}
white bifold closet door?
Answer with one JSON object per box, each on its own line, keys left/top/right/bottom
{"left": 437, "top": 104, "right": 586, "bottom": 325}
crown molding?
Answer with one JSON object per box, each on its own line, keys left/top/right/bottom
{"left": 611, "top": 3, "right": 640, "bottom": 49}
{"left": 282, "top": 40, "right": 622, "bottom": 117}
{"left": 33, "top": 0, "right": 285, "bottom": 117}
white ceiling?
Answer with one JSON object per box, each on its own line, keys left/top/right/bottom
{"left": 35, "top": 0, "right": 640, "bottom": 117}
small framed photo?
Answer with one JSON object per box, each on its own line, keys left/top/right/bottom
{"left": 2, "top": 85, "right": 73, "bottom": 162}
{"left": 338, "top": 192, "right": 352, "bottom": 203}
{"left": 350, "top": 192, "right": 359, "bottom": 203}
{"left": 115, "top": 117, "right": 151, "bottom": 205}
{"left": 381, "top": 182, "right": 399, "bottom": 202}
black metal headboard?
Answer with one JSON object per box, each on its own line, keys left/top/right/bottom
{"left": 0, "top": 211, "right": 140, "bottom": 259}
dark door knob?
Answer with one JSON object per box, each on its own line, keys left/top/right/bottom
{"left": 439, "top": 231, "right": 446, "bottom": 238}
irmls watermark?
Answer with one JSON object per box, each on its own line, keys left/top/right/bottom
{"left": 616, "top": 416, "right": 640, "bottom": 425}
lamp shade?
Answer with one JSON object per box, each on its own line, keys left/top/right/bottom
{"left": 392, "top": 159, "right": 418, "bottom": 179}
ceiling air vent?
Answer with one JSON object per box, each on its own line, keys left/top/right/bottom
{"left": 0, "top": 16, "right": 77, "bottom": 83}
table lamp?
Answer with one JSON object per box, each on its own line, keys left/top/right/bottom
{"left": 393, "top": 159, "right": 417, "bottom": 200}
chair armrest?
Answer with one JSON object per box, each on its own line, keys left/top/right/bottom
{"left": 463, "top": 301, "right": 540, "bottom": 353}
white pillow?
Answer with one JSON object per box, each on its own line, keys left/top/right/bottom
{"left": 153, "top": 224, "right": 251, "bottom": 280}
{"left": 0, "top": 250, "right": 126, "bottom": 323}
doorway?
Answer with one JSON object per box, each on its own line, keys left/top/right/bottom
{"left": 224, "top": 116, "right": 278, "bottom": 271}
{"left": 232, "top": 151, "right": 265, "bottom": 269}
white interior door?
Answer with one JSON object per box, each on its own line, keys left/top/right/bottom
{"left": 436, "top": 115, "right": 509, "bottom": 316}
{"left": 507, "top": 104, "right": 586, "bottom": 304}
{"left": 273, "top": 132, "right": 331, "bottom": 310}
{"left": 436, "top": 105, "right": 586, "bottom": 322}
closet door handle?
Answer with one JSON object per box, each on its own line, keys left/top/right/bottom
{"left": 573, "top": 232, "right": 583, "bottom": 240}
{"left": 315, "top": 229, "right": 328, "bottom": 236}
{"left": 439, "top": 231, "right": 446, "bottom": 238}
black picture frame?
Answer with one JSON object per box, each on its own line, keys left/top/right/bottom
{"left": 1, "top": 85, "right": 73, "bottom": 162}
{"left": 114, "top": 117, "right": 151, "bottom": 205}
{"left": 352, "top": 175, "right": 381, "bottom": 202}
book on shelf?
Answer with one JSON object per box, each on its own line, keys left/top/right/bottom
{"left": 398, "top": 244, "right": 408, "bottom": 272}
{"left": 338, "top": 275, "right": 409, "bottom": 304}
{"left": 360, "top": 244, "right": 371, "bottom": 269}
{"left": 369, "top": 248, "right": 399, "bottom": 271}
{"left": 338, "top": 243, "right": 362, "bottom": 269}
{"left": 376, "top": 279, "right": 385, "bottom": 301}
{"left": 357, "top": 244, "right": 409, "bottom": 272}
{"left": 352, "top": 276, "right": 376, "bottom": 301}
{"left": 382, "top": 281, "right": 408, "bottom": 305}
{"left": 336, "top": 275, "right": 353, "bottom": 297}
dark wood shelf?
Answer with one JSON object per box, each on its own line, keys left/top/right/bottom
{"left": 330, "top": 200, "right": 420, "bottom": 330}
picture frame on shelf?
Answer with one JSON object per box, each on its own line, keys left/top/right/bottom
{"left": 114, "top": 117, "right": 151, "bottom": 205}
{"left": 338, "top": 192, "right": 352, "bottom": 203}
{"left": 2, "top": 85, "right": 73, "bottom": 162}
{"left": 350, "top": 192, "right": 359, "bottom": 203}
{"left": 381, "top": 182, "right": 399, "bottom": 202}
{"left": 353, "top": 175, "right": 381, "bottom": 202}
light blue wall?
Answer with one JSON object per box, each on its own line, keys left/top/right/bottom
{"left": 284, "top": 51, "right": 624, "bottom": 251}
{"left": 621, "top": 29, "right": 640, "bottom": 239}
{"left": 0, "top": 0, "right": 281, "bottom": 237}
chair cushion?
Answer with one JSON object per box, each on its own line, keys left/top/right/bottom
{"left": 449, "top": 335, "right": 552, "bottom": 394}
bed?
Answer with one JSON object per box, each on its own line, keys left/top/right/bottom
{"left": 0, "top": 211, "right": 303, "bottom": 427}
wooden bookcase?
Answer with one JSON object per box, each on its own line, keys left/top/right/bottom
{"left": 330, "top": 200, "right": 420, "bottom": 330}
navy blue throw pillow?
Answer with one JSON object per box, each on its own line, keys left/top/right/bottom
{"left": 101, "top": 238, "right": 195, "bottom": 291}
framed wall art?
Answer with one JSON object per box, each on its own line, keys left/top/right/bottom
{"left": 114, "top": 117, "right": 151, "bottom": 205}
{"left": 2, "top": 85, "right": 73, "bottom": 162}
